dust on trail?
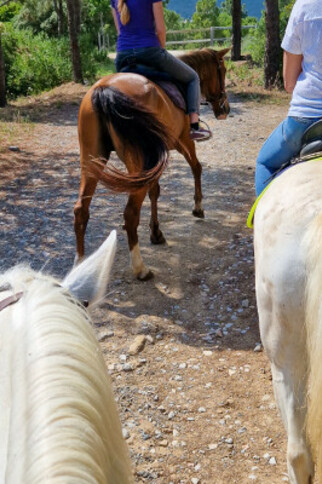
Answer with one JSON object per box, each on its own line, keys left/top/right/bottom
{"left": 0, "top": 83, "right": 291, "bottom": 483}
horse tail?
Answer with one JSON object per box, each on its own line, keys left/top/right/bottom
{"left": 90, "top": 85, "right": 171, "bottom": 193}
{"left": 304, "top": 212, "right": 322, "bottom": 479}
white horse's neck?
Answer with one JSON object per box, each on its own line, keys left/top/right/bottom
{"left": 0, "top": 268, "right": 132, "bottom": 483}
{"left": 0, "top": 294, "right": 29, "bottom": 483}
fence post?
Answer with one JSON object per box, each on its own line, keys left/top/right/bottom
{"left": 210, "top": 26, "right": 214, "bottom": 46}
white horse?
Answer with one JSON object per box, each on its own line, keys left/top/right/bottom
{"left": 254, "top": 160, "right": 322, "bottom": 484}
{"left": 0, "top": 231, "right": 133, "bottom": 484}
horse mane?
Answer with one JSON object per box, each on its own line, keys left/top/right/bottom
{"left": 1, "top": 266, "right": 132, "bottom": 483}
{"left": 179, "top": 48, "right": 221, "bottom": 83}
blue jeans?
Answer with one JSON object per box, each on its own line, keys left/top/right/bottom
{"left": 255, "top": 116, "right": 320, "bottom": 196}
{"left": 115, "top": 47, "right": 201, "bottom": 114}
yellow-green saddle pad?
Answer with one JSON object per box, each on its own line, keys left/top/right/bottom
{"left": 247, "top": 155, "right": 322, "bottom": 229}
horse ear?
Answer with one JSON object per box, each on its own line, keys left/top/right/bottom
{"left": 62, "top": 230, "right": 117, "bottom": 308}
{"left": 219, "top": 47, "right": 231, "bottom": 57}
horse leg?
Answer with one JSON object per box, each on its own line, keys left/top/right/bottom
{"left": 176, "top": 134, "right": 204, "bottom": 218}
{"left": 271, "top": 362, "right": 313, "bottom": 484}
{"left": 148, "top": 181, "right": 166, "bottom": 244}
{"left": 74, "top": 174, "right": 100, "bottom": 264}
{"left": 258, "top": 291, "right": 314, "bottom": 484}
{"left": 124, "top": 188, "right": 153, "bottom": 280}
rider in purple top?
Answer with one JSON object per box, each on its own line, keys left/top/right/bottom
{"left": 110, "top": 0, "right": 160, "bottom": 51}
{"left": 110, "top": 0, "right": 211, "bottom": 141}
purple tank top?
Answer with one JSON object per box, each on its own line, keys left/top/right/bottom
{"left": 110, "top": 0, "right": 161, "bottom": 51}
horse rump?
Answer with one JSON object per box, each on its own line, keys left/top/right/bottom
{"left": 90, "top": 85, "right": 171, "bottom": 192}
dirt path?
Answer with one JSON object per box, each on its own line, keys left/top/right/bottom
{"left": 0, "top": 83, "right": 291, "bottom": 483}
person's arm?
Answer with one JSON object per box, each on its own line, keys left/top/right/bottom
{"left": 283, "top": 50, "right": 303, "bottom": 93}
{"left": 153, "top": 1, "right": 166, "bottom": 48}
{"left": 111, "top": 7, "right": 120, "bottom": 35}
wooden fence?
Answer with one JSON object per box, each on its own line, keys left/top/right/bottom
{"left": 166, "top": 25, "right": 256, "bottom": 48}
{"left": 99, "top": 24, "right": 257, "bottom": 53}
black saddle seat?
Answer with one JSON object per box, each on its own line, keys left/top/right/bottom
{"left": 300, "top": 118, "right": 322, "bottom": 157}
{"left": 119, "top": 63, "right": 187, "bottom": 112}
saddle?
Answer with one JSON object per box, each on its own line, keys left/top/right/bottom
{"left": 247, "top": 119, "right": 322, "bottom": 229}
{"left": 119, "top": 63, "right": 187, "bottom": 112}
{"left": 300, "top": 118, "right": 322, "bottom": 157}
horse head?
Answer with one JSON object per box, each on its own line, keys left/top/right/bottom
{"left": 206, "top": 47, "right": 231, "bottom": 120}
{"left": 0, "top": 230, "right": 133, "bottom": 483}
{"left": 179, "top": 47, "right": 231, "bottom": 120}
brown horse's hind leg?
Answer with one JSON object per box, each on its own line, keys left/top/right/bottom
{"left": 74, "top": 174, "right": 100, "bottom": 263}
{"left": 148, "top": 181, "right": 166, "bottom": 245}
{"left": 124, "top": 188, "right": 153, "bottom": 280}
{"left": 176, "top": 134, "right": 204, "bottom": 218}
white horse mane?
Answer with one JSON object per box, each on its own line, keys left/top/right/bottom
{"left": 0, "top": 264, "right": 132, "bottom": 483}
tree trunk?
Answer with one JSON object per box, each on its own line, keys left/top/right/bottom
{"left": 0, "top": 35, "right": 6, "bottom": 108}
{"left": 74, "top": 0, "right": 81, "bottom": 35}
{"left": 264, "top": 0, "right": 281, "bottom": 89}
{"left": 231, "top": 0, "right": 241, "bottom": 61}
{"left": 53, "top": 0, "right": 64, "bottom": 36}
{"left": 66, "top": 0, "right": 83, "bottom": 83}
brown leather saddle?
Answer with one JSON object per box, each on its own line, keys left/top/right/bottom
{"left": 120, "top": 63, "right": 187, "bottom": 112}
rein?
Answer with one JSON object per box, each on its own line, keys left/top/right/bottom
{"left": 206, "top": 57, "right": 226, "bottom": 108}
{"left": 0, "top": 291, "right": 23, "bottom": 311}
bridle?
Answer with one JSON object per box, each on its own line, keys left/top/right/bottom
{"left": 0, "top": 291, "right": 23, "bottom": 311}
{"left": 0, "top": 288, "right": 88, "bottom": 312}
{"left": 205, "top": 56, "right": 227, "bottom": 110}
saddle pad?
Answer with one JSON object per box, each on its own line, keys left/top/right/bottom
{"left": 247, "top": 155, "right": 322, "bottom": 229}
{"left": 155, "top": 80, "right": 186, "bottom": 112}
{"left": 119, "top": 65, "right": 186, "bottom": 112}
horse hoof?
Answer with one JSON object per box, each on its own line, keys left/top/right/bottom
{"left": 150, "top": 233, "right": 166, "bottom": 245}
{"left": 192, "top": 208, "right": 205, "bottom": 218}
{"left": 136, "top": 269, "right": 154, "bottom": 281}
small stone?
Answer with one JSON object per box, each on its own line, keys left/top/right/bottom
{"left": 159, "top": 439, "right": 168, "bottom": 447}
{"left": 191, "top": 479, "right": 200, "bottom": 484}
{"left": 208, "top": 443, "right": 218, "bottom": 450}
{"left": 198, "top": 407, "right": 206, "bottom": 413}
{"left": 248, "top": 475, "right": 257, "bottom": 481}
{"left": 254, "top": 343, "right": 263, "bottom": 352}
{"left": 122, "top": 428, "right": 130, "bottom": 439}
{"left": 98, "top": 329, "right": 114, "bottom": 342}
{"left": 203, "top": 350, "right": 213, "bottom": 356}
{"left": 8, "top": 146, "right": 20, "bottom": 152}
{"left": 269, "top": 457, "right": 277, "bottom": 466}
{"left": 168, "top": 411, "right": 175, "bottom": 420}
{"left": 128, "top": 335, "right": 146, "bottom": 355}
{"left": 242, "top": 299, "right": 249, "bottom": 308}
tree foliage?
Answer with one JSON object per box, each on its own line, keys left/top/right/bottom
{"left": 190, "top": 0, "right": 220, "bottom": 28}
{"left": 247, "top": 0, "right": 295, "bottom": 68}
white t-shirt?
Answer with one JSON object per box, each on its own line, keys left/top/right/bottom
{"left": 281, "top": 0, "right": 322, "bottom": 117}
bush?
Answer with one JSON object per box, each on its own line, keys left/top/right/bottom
{"left": 2, "top": 25, "right": 114, "bottom": 99}
{"left": 3, "top": 25, "right": 71, "bottom": 98}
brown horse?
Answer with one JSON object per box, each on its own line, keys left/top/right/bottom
{"left": 74, "top": 47, "right": 230, "bottom": 280}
